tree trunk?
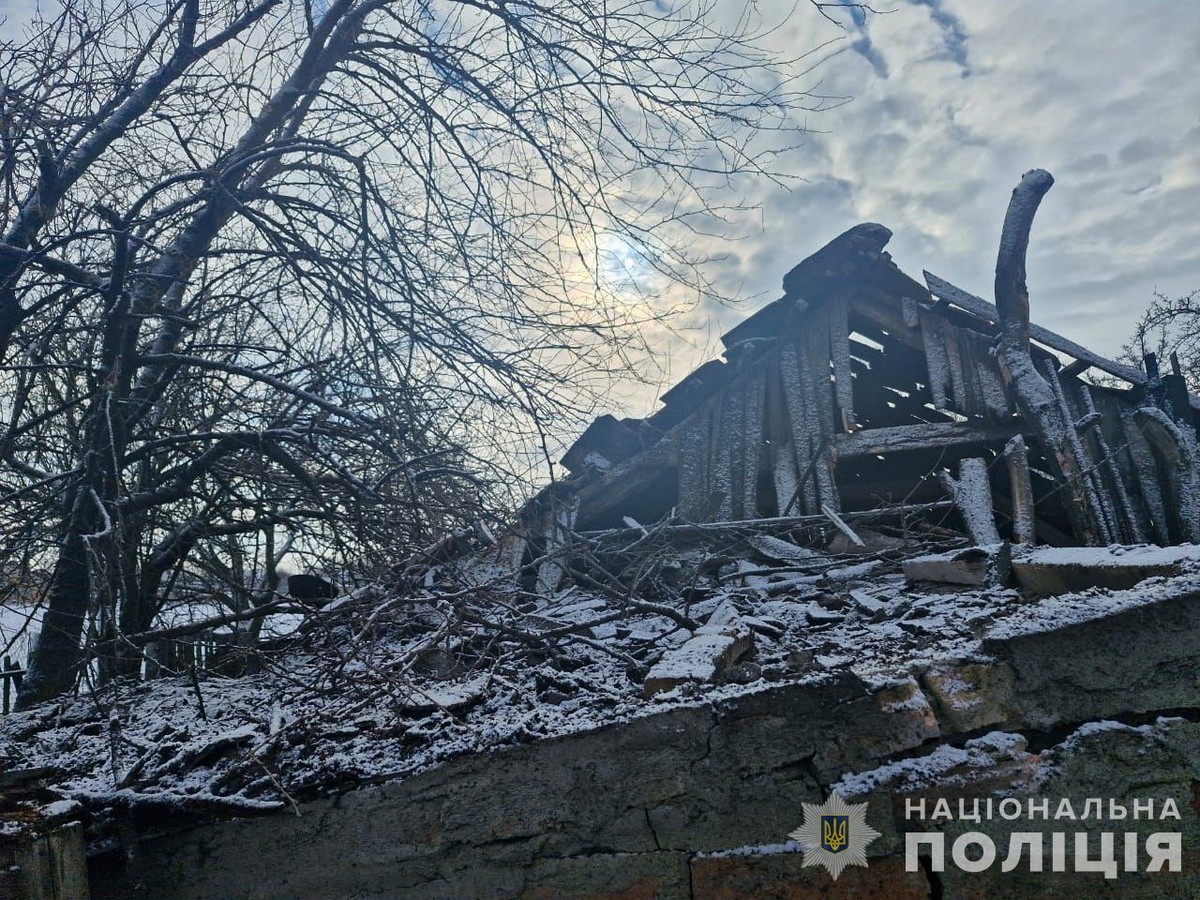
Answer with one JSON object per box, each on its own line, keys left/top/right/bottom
{"left": 16, "top": 527, "right": 90, "bottom": 709}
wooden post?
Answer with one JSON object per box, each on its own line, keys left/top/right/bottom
{"left": 1041, "top": 358, "right": 1115, "bottom": 543}
{"left": 1079, "top": 384, "right": 1145, "bottom": 544}
{"left": 3, "top": 656, "right": 12, "bottom": 714}
{"left": 1120, "top": 405, "right": 1172, "bottom": 544}
{"left": 1003, "top": 436, "right": 1036, "bottom": 544}
{"left": 940, "top": 457, "right": 1002, "bottom": 545}
{"left": 1135, "top": 406, "right": 1200, "bottom": 543}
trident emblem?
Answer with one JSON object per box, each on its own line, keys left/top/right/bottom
{"left": 820, "top": 815, "right": 849, "bottom": 854}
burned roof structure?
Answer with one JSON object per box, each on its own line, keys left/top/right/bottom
{"left": 541, "top": 171, "right": 1197, "bottom": 554}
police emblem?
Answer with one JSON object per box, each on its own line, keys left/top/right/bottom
{"left": 789, "top": 792, "right": 880, "bottom": 880}
{"left": 820, "top": 815, "right": 849, "bottom": 853}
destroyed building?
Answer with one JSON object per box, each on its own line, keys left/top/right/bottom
{"left": 530, "top": 196, "right": 1197, "bottom": 556}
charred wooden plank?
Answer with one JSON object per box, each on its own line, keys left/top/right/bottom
{"left": 577, "top": 500, "right": 955, "bottom": 540}
{"left": 925, "top": 269, "right": 1155, "bottom": 389}
{"left": 943, "top": 320, "right": 968, "bottom": 410}
{"left": 939, "top": 457, "right": 1002, "bottom": 545}
{"left": 833, "top": 420, "right": 1022, "bottom": 458}
{"left": 957, "top": 327, "right": 1012, "bottom": 419}
{"left": 918, "top": 309, "right": 953, "bottom": 410}
{"left": 676, "top": 414, "right": 710, "bottom": 521}
{"left": 711, "top": 383, "right": 744, "bottom": 520}
{"left": 1077, "top": 384, "right": 1145, "bottom": 543}
{"left": 572, "top": 433, "right": 679, "bottom": 523}
{"left": 829, "top": 292, "right": 856, "bottom": 430}
{"left": 560, "top": 414, "right": 656, "bottom": 473}
{"left": 762, "top": 358, "right": 800, "bottom": 516}
{"left": 1003, "top": 435, "right": 1036, "bottom": 544}
{"left": 779, "top": 340, "right": 819, "bottom": 513}
{"left": 1135, "top": 406, "right": 1200, "bottom": 543}
{"left": 804, "top": 302, "right": 841, "bottom": 510}
{"left": 722, "top": 223, "right": 893, "bottom": 349}
{"left": 1041, "top": 357, "right": 1115, "bottom": 543}
{"left": 1061, "top": 358, "right": 1091, "bottom": 378}
{"left": 1118, "top": 403, "right": 1172, "bottom": 544}
{"left": 741, "top": 371, "right": 766, "bottom": 518}
{"left": 821, "top": 502, "right": 864, "bottom": 547}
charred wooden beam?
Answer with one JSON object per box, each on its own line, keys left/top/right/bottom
{"left": 925, "top": 270, "right": 1157, "bottom": 391}
{"left": 572, "top": 433, "right": 679, "bottom": 523}
{"left": 1134, "top": 406, "right": 1200, "bottom": 543}
{"left": 560, "top": 414, "right": 658, "bottom": 474}
{"left": 1119, "top": 404, "right": 1173, "bottom": 544}
{"left": 804, "top": 303, "right": 841, "bottom": 510}
{"left": 722, "top": 223, "right": 893, "bottom": 349}
{"left": 991, "top": 170, "right": 1106, "bottom": 545}
{"left": 1040, "top": 357, "right": 1115, "bottom": 543}
{"left": 778, "top": 341, "right": 819, "bottom": 515}
{"left": 939, "top": 457, "right": 1002, "bottom": 545}
{"left": 1003, "top": 435, "right": 1036, "bottom": 544}
{"left": 821, "top": 502, "right": 865, "bottom": 547}
{"left": 829, "top": 292, "right": 856, "bottom": 430}
{"left": 833, "top": 420, "right": 1022, "bottom": 458}
{"left": 1076, "top": 383, "right": 1145, "bottom": 543}
{"left": 676, "top": 414, "right": 710, "bottom": 521}
{"left": 577, "top": 500, "right": 955, "bottom": 540}
{"left": 919, "top": 309, "right": 953, "bottom": 410}
{"left": 1061, "top": 358, "right": 1091, "bottom": 379}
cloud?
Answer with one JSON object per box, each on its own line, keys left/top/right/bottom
{"left": 4, "top": 0, "right": 1197, "bottom": 429}
{"left": 627, "top": 0, "right": 1200, "bottom": 418}
{"left": 911, "top": 0, "right": 970, "bottom": 74}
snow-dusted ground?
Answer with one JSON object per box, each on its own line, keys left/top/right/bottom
{"left": 3, "top": 536, "right": 1198, "bottom": 836}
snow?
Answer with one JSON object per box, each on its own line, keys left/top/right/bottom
{"left": 40, "top": 799, "right": 82, "bottom": 817}
{"left": 1057, "top": 719, "right": 1154, "bottom": 750}
{"left": 834, "top": 731, "right": 1036, "bottom": 798}
{"left": 821, "top": 560, "right": 881, "bottom": 582}
{"left": 1015, "top": 543, "right": 1200, "bottom": 569}
{"left": 645, "top": 621, "right": 750, "bottom": 686}
{"left": 695, "top": 841, "right": 804, "bottom": 859}
{"left": 747, "top": 534, "right": 823, "bottom": 564}
{"left": 985, "top": 568, "right": 1200, "bottom": 640}
{"left": 6, "top": 528, "right": 1200, "bottom": 842}
{"left": 581, "top": 451, "right": 611, "bottom": 472}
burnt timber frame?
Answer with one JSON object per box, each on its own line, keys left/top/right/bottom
{"left": 537, "top": 195, "right": 1198, "bottom": 548}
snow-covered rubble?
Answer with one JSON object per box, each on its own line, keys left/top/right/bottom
{"left": 3, "top": 534, "right": 1198, "bottom": 845}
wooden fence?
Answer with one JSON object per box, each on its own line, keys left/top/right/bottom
{"left": 0, "top": 631, "right": 256, "bottom": 716}
{"left": 1, "top": 655, "right": 24, "bottom": 714}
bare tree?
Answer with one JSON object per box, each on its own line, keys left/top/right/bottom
{"left": 0, "top": 0, "right": 840, "bottom": 707}
{"left": 1123, "top": 289, "right": 1200, "bottom": 390}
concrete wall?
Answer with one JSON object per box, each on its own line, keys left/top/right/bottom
{"left": 89, "top": 590, "right": 1200, "bottom": 898}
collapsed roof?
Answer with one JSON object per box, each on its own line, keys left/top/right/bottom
{"left": 538, "top": 188, "right": 1197, "bottom": 557}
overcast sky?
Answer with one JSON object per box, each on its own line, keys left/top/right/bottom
{"left": 625, "top": 0, "right": 1200, "bottom": 415}
{"left": 2, "top": 0, "right": 1197, "bottom": 432}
